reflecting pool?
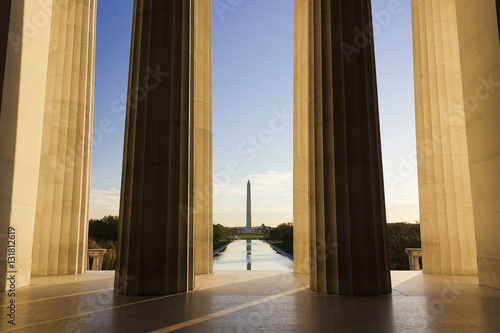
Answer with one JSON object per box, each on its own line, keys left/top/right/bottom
{"left": 213, "top": 239, "right": 293, "bottom": 271}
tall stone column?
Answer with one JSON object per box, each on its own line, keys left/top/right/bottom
{"left": 293, "top": 0, "right": 391, "bottom": 295}
{"left": 456, "top": 0, "right": 500, "bottom": 289}
{"left": 31, "top": 0, "right": 96, "bottom": 277}
{"left": 293, "top": 0, "right": 312, "bottom": 276}
{"left": 411, "top": 0, "right": 477, "bottom": 275}
{"left": 0, "top": 1, "right": 12, "bottom": 112}
{"left": 193, "top": 0, "right": 213, "bottom": 275}
{"left": 0, "top": 0, "right": 54, "bottom": 290}
{"left": 115, "top": 0, "right": 195, "bottom": 295}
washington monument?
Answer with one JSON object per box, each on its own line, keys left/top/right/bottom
{"left": 246, "top": 180, "right": 252, "bottom": 233}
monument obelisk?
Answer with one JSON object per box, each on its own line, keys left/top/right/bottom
{"left": 246, "top": 180, "right": 252, "bottom": 233}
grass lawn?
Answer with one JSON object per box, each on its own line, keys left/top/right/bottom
{"left": 268, "top": 240, "right": 293, "bottom": 256}
{"left": 229, "top": 233, "right": 267, "bottom": 239}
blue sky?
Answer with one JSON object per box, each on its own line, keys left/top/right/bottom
{"left": 90, "top": 0, "right": 419, "bottom": 226}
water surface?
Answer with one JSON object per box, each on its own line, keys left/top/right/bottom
{"left": 213, "top": 239, "right": 293, "bottom": 271}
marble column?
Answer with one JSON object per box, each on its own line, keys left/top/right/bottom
{"left": 411, "top": 0, "right": 477, "bottom": 275}
{"left": 456, "top": 0, "right": 500, "bottom": 289}
{"left": 293, "top": 0, "right": 391, "bottom": 295}
{"left": 293, "top": 0, "right": 311, "bottom": 276}
{"left": 193, "top": 0, "right": 213, "bottom": 275}
{"left": 0, "top": 0, "right": 54, "bottom": 290}
{"left": 115, "top": 0, "right": 195, "bottom": 295}
{"left": 31, "top": 0, "right": 96, "bottom": 277}
{"left": 0, "top": 1, "right": 11, "bottom": 112}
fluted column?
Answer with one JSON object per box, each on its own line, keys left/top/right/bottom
{"left": 115, "top": 0, "right": 195, "bottom": 295}
{"left": 293, "top": 0, "right": 312, "bottom": 276}
{"left": 0, "top": 0, "right": 54, "bottom": 290}
{"left": 294, "top": 0, "right": 391, "bottom": 295}
{"left": 31, "top": 0, "right": 96, "bottom": 277}
{"left": 411, "top": 0, "right": 477, "bottom": 275}
{"left": 0, "top": 1, "right": 12, "bottom": 112}
{"left": 456, "top": 0, "right": 500, "bottom": 289}
{"left": 193, "top": 0, "right": 213, "bottom": 275}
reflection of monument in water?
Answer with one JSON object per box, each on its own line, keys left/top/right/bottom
{"left": 246, "top": 239, "right": 251, "bottom": 271}
{"left": 246, "top": 180, "right": 252, "bottom": 233}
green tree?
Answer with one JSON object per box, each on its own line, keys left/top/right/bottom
{"left": 88, "top": 216, "right": 119, "bottom": 270}
{"left": 387, "top": 222, "right": 421, "bottom": 270}
{"left": 102, "top": 241, "right": 117, "bottom": 270}
{"left": 88, "top": 239, "right": 101, "bottom": 249}
{"left": 213, "top": 223, "right": 228, "bottom": 241}
{"left": 88, "top": 215, "right": 119, "bottom": 242}
{"left": 270, "top": 222, "right": 293, "bottom": 244}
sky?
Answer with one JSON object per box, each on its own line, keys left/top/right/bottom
{"left": 90, "top": 0, "right": 419, "bottom": 227}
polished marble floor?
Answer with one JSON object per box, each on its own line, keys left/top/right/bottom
{"left": 1, "top": 270, "right": 499, "bottom": 332}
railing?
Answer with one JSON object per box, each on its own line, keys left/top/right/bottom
{"left": 87, "top": 249, "right": 107, "bottom": 270}
{"left": 405, "top": 248, "right": 422, "bottom": 270}
{"left": 213, "top": 241, "right": 233, "bottom": 255}
{"left": 264, "top": 240, "right": 293, "bottom": 261}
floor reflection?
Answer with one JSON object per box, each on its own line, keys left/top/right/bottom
{"left": 3, "top": 271, "right": 500, "bottom": 332}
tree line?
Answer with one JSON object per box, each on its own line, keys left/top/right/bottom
{"left": 89, "top": 217, "right": 421, "bottom": 271}
{"left": 270, "top": 222, "right": 293, "bottom": 244}
{"left": 88, "top": 215, "right": 118, "bottom": 270}
{"left": 387, "top": 222, "right": 421, "bottom": 270}
{"left": 269, "top": 221, "right": 420, "bottom": 270}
